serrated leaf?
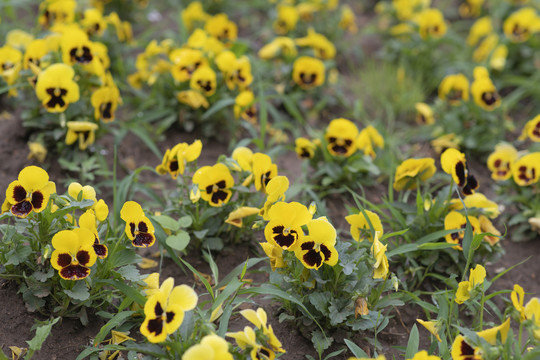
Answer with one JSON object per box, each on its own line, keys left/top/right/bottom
{"left": 311, "top": 330, "right": 332, "bottom": 355}
{"left": 166, "top": 232, "right": 190, "bottom": 251}
{"left": 33, "top": 269, "right": 54, "bottom": 282}
{"left": 328, "top": 303, "right": 348, "bottom": 326}
{"left": 116, "top": 265, "right": 141, "bottom": 282}
{"left": 64, "top": 281, "right": 90, "bottom": 301}
{"left": 309, "top": 292, "right": 328, "bottom": 313}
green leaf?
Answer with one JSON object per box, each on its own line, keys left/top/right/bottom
{"left": 26, "top": 317, "right": 60, "bottom": 351}
{"left": 115, "top": 265, "right": 141, "bottom": 282}
{"left": 152, "top": 215, "right": 180, "bottom": 231}
{"left": 92, "top": 311, "right": 135, "bottom": 345}
{"left": 324, "top": 349, "right": 346, "bottom": 360}
{"left": 212, "top": 278, "right": 243, "bottom": 312}
{"left": 405, "top": 324, "right": 419, "bottom": 359}
{"left": 94, "top": 279, "right": 146, "bottom": 306}
{"left": 416, "top": 229, "right": 460, "bottom": 244}
{"left": 64, "top": 281, "right": 90, "bottom": 301}
{"left": 344, "top": 339, "right": 368, "bottom": 358}
{"left": 129, "top": 127, "right": 161, "bottom": 159}
{"left": 178, "top": 215, "right": 193, "bottom": 228}
{"left": 309, "top": 292, "right": 328, "bottom": 313}
{"left": 193, "top": 229, "right": 209, "bottom": 239}
{"left": 32, "top": 269, "right": 54, "bottom": 282}
{"left": 202, "top": 237, "right": 223, "bottom": 251}
{"left": 5, "top": 246, "right": 32, "bottom": 266}
{"left": 380, "top": 228, "right": 409, "bottom": 241}
{"left": 216, "top": 258, "right": 265, "bottom": 289}
{"left": 166, "top": 232, "right": 190, "bottom": 251}
{"left": 417, "top": 243, "right": 457, "bottom": 251}
{"left": 201, "top": 98, "right": 235, "bottom": 120}
{"left": 311, "top": 330, "right": 332, "bottom": 355}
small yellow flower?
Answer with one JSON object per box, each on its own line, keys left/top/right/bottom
{"left": 51, "top": 228, "right": 97, "bottom": 280}
{"left": 393, "top": 158, "right": 436, "bottom": 191}
{"left": 225, "top": 207, "right": 260, "bottom": 228}
{"left": 181, "top": 1, "right": 209, "bottom": 31}
{"left": 415, "top": 102, "right": 434, "bottom": 125}
{"left": 340, "top": 5, "right": 358, "bottom": 34}
{"left": 190, "top": 66, "right": 216, "bottom": 96}
{"left": 234, "top": 90, "right": 257, "bottom": 123}
{"left": 35, "top": 63, "right": 79, "bottom": 113}
{"left": 357, "top": 126, "right": 384, "bottom": 158}
{"left": 204, "top": 13, "right": 237, "bottom": 43}
{"left": 455, "top": 264, "right": 486, "bottom": 304}
{"left": 416, "top": 8, "right": 447, "bottom": 39}
{"left": 295, "top": 137, "right": 316, "bottom": 159}
{"left": 325, "top": 118, "right": 359, "bottom": 157}
{"left": 471, "top": 67, "right": 500, "bottom": 111}
{"left": 512, "top": 152, "right": 540, "bottom": 186}
{"left": 258, "top": 37, "right": 297, "bottom": 59}
{"left": 120, "top": 201, "right": 156, "bottom": 247}
{"left": 141, "top": 277, "right": 198, "bottom": 343}
{"left": 27, "top": 142, "right": 47, "bottom": 163}
{"left": 5, "top": 166, "right": 56, "bottom": 218}
{"left": 177, "top": 90, "right": 209, "bottom": 109}
{"left": 273, "top": 5, "right": 299, "bottom": 34}
{"left": 260, "top": 242, "right": 286, "bottom": 271}
{"left": 295, "top": 217, "right": 339, "bottom": 269}
{"left": 65, "top": 121, "right": 99, "bottom": 150}
{"left": 467, "top": 16, "right": 493, "bottom": 46}
{"left": 438, "top": 73, "right": 469, "bottom": 105}
{"left": 264, "top": 201, "right": 312, "bottom": 251}
{"left": 371, "top": 233, "right": 389, "bottom": 279}
{"left": 487, "top": 143, "right": 518, "bottom": 181}
{"left": 295, "top": 28, "right": 336, "bottom": 60}
{"left": 417, "top": 319, "right": 442, "bottom": 342}
{"left": 292, "top": 56, "right": 325, "bottom": 90}
{"left": 345, "top": 210, "right": 384, "bottom": 242}
{"left": 503, "top": 7, "right": 540, "bottom": 43}
{"left": 182, "top": 334, "right": 233, "bottom": 360}
{"left": 444, "top": 211, "right": 481, "bottom": 251}
{"left": 192, "top": 163, "right": 235, "bottom": 207}
{"left": 522, "top": 114, "right": 540, "bottom": 142}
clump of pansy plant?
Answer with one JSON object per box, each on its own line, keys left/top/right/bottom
{"left": 293, "top": 117, "right": 385, "bottom": 196}
{"left": 0, "top": 166, "right": 148, "bottom": 321}
{"left": 258, "top": 175, "right": 400, "bottom": 352}
{"left": 127, "top": 3, "right": 258, "bottom": 138}
{"left": 227, "top": 307, "right": 286, "bottom": 360}
{"left": 151, "top": 141, "right": 284, "bottom": 252}
{"left": 414, "top": 66, "right": 507, "bottom": 155}
{"left": 409, "top": 261, "right": 540, "bottom": 360}
{"left": 0, "top": 4, "right": 128, "bottom": 178}
{"left": 464, "top": 5, "right": 540, "bottom": 77}
{"left": 351, "top": 148, "right": 504, "bottom": 291}
{"left": 485, "top": 122, "right": 540, "bottom": 239}
{"left": 374, "top": 1, "right": 461, "bottom": 91}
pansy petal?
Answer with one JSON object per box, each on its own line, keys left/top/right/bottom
{"left": 59, "top": 264, "right": 91, "bottom": 280}
{"left": 18, "top": 165, "right": 49, "bottom": 192}
{"left": 51, "top": 229, "right": 80, "bottom": 255}
{"left": 169, "top": 284, "right": 198, "bottom": 311}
